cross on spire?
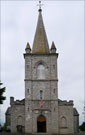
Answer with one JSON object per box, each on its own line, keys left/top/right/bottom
{"left": 32, "top": 1, "right": 49, "bottom": 54}
{"left": 37, "top": 1, "right": 43, "bottom": 12}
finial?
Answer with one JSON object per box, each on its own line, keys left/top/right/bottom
{"left": 25, "top": 42, "right": 31, "bottom": 53}
{"left": 37, "top": 1, "right": 43, "bottom": 12}
{"left": 51, "top": 41, "right": 56, "bottom": 50}
{"left": 50, "top": 41, "right": 56, "bottom": 53}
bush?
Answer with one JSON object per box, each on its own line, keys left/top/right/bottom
{"left": 2, "top": 123, "right": 6, "bottom": 131}
{"left": 79, "top": 122, "right": 85, "bottom": 131}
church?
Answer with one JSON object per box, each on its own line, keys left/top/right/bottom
{"left": 6, "top": 5, "right": 79, "bottom": 135}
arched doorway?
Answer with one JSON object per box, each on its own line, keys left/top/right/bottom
{"left": 17, "top": 116, "right": 23, "bottom": 133}
{"left": 37, "top": 115, "right": 46, "bottom": 133}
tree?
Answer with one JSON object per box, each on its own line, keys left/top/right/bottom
{"left": 0, "top": 82, "right": 6, "bottom": 104}
{"left": 3, "top": 123, "right": 6, "bottom": 131}
{"left": 79, "top": 122, "right": 85, "bottom": 131}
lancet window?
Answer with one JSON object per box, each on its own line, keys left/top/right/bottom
{"left": 37, "top": 64, "right": 45, "bottom": 79}
{"left": 61, "top": 116, "right": 67, "bottom": 128}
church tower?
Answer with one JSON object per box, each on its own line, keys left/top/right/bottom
{"left": 6, "top": 2, "right": 79, "bottom": 134}
{"left": 24, "top": 6, "right": 59, "bottom": 134}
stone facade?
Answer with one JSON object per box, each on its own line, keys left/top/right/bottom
{"left": 9, "top": 97, "right": 25, "bottom": 133}
{"left": 5, "top": 107, "right": 11, "bottom": 129}
{"left": 73, "top": 108, "right": 79, "bottom": 133}
{"left": 6, "top": 7, "right": 79, "bottom": 134}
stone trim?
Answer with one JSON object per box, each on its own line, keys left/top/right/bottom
{"left": 24, "top": 79, "right": 58, "bottom": 81}
{"left": 23, "top": 53, "right": 58, "bottom": 58}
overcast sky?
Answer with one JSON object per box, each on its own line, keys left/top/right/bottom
{"left": 0, "top": 0, "right": 84, "bottom": 125}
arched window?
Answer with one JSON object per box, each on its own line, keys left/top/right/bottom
{"left": 61, "top": 116, "right": 67, "bottom": 128}
{"left": 37, "top": 64, "right": 45, "bottom": 79}
{"left": 17, "top": 116, "right": 23, "bottom": 132}
{"left": 17, "top": 116, "right": 23, "bottom": 125}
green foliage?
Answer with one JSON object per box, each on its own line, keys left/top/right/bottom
{"left": 0, "top": 82, "right": 6, "bottom": 104}
{"left": 79, "top": 122, "right": 85, "bottom": 131}
{"left": 3, "top": 123, "right": 6, "bottom": 131}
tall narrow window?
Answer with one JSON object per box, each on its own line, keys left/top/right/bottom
{"left": 40, "top": 90, "right": 43, "bottom": 99}
{"left": 27, "top": 89, "right": 29, "bottom": 94}
{"left": 17, "top": 116, "right": 23, "bottom": 125}
{"left": 61, "top": 116, "right": 67, "bottom": 127}
{"left": 54, "top": 88, "right": 55, "bottom": 93}
{"left": 37, "top": 64, "right": 45, "bottom": 79}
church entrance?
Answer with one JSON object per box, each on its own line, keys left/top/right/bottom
{"left": 37, "top": 115, "right": 46, "bottom": 133}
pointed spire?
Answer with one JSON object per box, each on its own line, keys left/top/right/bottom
{"left": 51, "top": 41, "right": 56, "bottom": 50}
{"left": 50, "top": 41, "right": 56, "bottom": 53}
{"left": 25, "top": 42, "right": 31, "bottom": 53}
{"left": 32, "top": 8, "right": 50, "bottom": 54}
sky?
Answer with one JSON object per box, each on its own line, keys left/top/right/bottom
{"left": 0, "top": 0, "right": 84, "bottom": 125}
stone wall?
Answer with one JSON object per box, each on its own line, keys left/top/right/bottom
{"left": 58, "top": 101, "right": 74, "bottom": 134}
{"left": 10, "top": 99, "right": 25, "bottom": 133}
{"left": 73, "top": 108, "right": 79, "bottom": 133}
{"left": 24, "top": 53, "right": 59, "bottom": 134}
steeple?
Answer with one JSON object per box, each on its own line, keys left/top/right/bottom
{"left": 32, "top": 4, "right": 50, "bottom": 54}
